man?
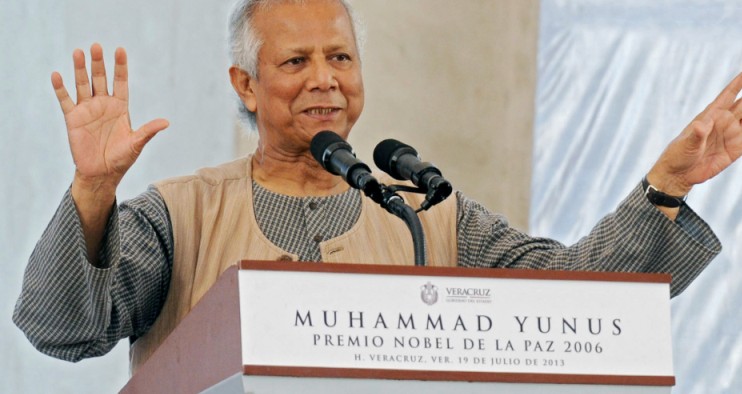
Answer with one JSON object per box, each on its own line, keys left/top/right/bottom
{"left": 13, "top": 0, "right": 741, "bottom": 373}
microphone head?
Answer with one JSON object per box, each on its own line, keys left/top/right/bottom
{"left": 310, "top": 130, "right": 345, "bottom": 170}
{"left": 373, "top": 139, "right": 418, "bottom": 180}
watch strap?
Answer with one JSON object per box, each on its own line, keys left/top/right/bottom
{"left": 642, "top": 176, "right": 686, "bottom": 208}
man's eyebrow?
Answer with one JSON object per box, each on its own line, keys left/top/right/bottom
{"left": 277, "top": 46, "right": 311, "bottom": 56}
{"left": 323, "top": 44, "right": 352, "bottom": 53}
{"left": 279, "top": 43, "right": 353, "bottom": 55}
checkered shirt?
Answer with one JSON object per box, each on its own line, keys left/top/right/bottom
{"left": 13, "top": 181, "right": 720, "bottom": 362}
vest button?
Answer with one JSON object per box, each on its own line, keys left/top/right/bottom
{"left": 313, "top": 234, "right": 323, "bottom": 243}
{"left": 308, "top": 202, "right": 319, "bottom": 210}
{"left": 277, "top": 255, "right": 293, "bottom": 261}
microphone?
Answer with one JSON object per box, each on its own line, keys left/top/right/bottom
{"left": 310, "top": 131, "right": 382, "bottom": 202}
{"left": 373, "top": 139, "right": 453, "bottom": 210}
{"left": 311, "top": 131, "right": 429, "bottom": 265}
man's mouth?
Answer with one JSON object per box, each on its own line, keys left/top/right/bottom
{"left": 305, "top": 108, "right": 339, "bottom": 115}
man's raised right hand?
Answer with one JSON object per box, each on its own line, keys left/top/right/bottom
{"left": 52, "top": 43, "right": 168, "bottom": 264}
{"left": 53, "top": 43, "right": 169, "bottom": 193}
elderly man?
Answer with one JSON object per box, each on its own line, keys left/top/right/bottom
{"left": 13, "top": 0, "right": 741, "bottom": 373}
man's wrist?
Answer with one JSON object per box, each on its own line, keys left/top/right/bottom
{"left": 642, "top": 176, "right": 687, "bottom": 208}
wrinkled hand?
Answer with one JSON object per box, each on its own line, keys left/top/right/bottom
{"left": 649, "top": 72, "right": 742, "bottom": 196}
{"left": 53, "top": 43, "right": 169, "bottom": 190}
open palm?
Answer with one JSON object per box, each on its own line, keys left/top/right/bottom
{"left": 53, "top": 44, "right": 168, "bottom": 186}
{"left": 651, "top": 72, "right": 742, "bottom": 196}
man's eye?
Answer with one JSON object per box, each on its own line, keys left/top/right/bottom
{"left": 333, "top": 54, "right": 351, "bottom": 62}
{"left": 285, "top": 57, "right": 305, "bottom": 66}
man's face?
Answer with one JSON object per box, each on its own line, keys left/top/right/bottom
{"left": 246, "top": 0, "right": 365, "bottom": 153}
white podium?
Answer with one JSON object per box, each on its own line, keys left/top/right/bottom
{"left": 120, "top": 261, "right": 674, "bottom": 393}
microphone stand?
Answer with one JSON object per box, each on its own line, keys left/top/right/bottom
{"left": 375, "top": 185, "right": 427, "bottom": 267}
{"left": 356, "top": 174, "right": 459, "bottom": 267}
{"left": 363, "top": 181, "right": 452, "bottom": 267}
{"left": 333, "top": 169, "right": 428, "bottom": 266}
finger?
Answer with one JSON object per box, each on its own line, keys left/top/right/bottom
{"left": 132, "top": 118, "right": 170, "bottom": 154}
{"left": 684, "top": 118, "right": 713, "bottom": 154}
{"left": 73, "top": 49, "right": 92, "bottom": 103}
{"left": 699, "top": 116, "right": 714, "bottom": 136}
{"left": 730, "top": 95, "right": 742, "bottom": 119}
{"left": 112, "top": 47, "right": 128, "bottom": 101}
{"left": 714, "top": 109, "right": 739, "bottom": 134}
{"left": 90, "top": 43, "right": 109, "bottom": 96}
{"left": 51, "top": 72, "right": 75, "bottom": 114}
{"left": 711, "top": 71, "right": 742, "bottom": 109}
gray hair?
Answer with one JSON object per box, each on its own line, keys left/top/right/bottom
{"left": 228, "top": 0, "right": 366, "bottom": 129}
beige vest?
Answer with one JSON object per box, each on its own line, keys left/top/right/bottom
{"left": 129, "top": 156, "right": 458, "bottom": 372}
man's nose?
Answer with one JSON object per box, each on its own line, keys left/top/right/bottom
{"left": 306, "top": 60, "right": 338, "bottom": 91}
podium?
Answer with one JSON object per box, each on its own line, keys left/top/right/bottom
{"left": 120, "top": 261, "right": 675, "bottom": 393}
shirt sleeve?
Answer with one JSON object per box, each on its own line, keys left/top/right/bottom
{"left": 455, "top": 183, "right": 721, "bottom": 297}
{"left": 12, "top": 186, "right": 173, "bottom": 362}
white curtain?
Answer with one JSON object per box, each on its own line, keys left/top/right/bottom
{"left": 533, "top": 1, "right": 742, "bottom": 392}
{"left": 1, "top": 0, "right": 238, "bottom": 392}
{"left": 5, "top": 0, "right": 742, "bottom": 392}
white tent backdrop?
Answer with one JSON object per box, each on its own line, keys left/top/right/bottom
{"left": 1, "top": 0, "right": 238, "bottom": 392}
{"left": 3, "top": 0, "right": 741, "bottom": 393}
{"left": 532, "top": 1, "right": 742, "bottom": 392}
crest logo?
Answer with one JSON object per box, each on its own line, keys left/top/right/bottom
{"left": 420, "top": 282, "right": 438, "bottom": 305}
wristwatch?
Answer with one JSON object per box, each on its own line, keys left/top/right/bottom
{"left": 641, "top": 176, "right": 686, "bottom": 208}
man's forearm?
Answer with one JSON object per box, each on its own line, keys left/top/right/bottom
{"left": 70, "top": 174, "right": 117, "bottom": 267}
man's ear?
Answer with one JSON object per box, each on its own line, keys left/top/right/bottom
{"left": 229, "top": 66, "right": 258, "bottom": 112}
